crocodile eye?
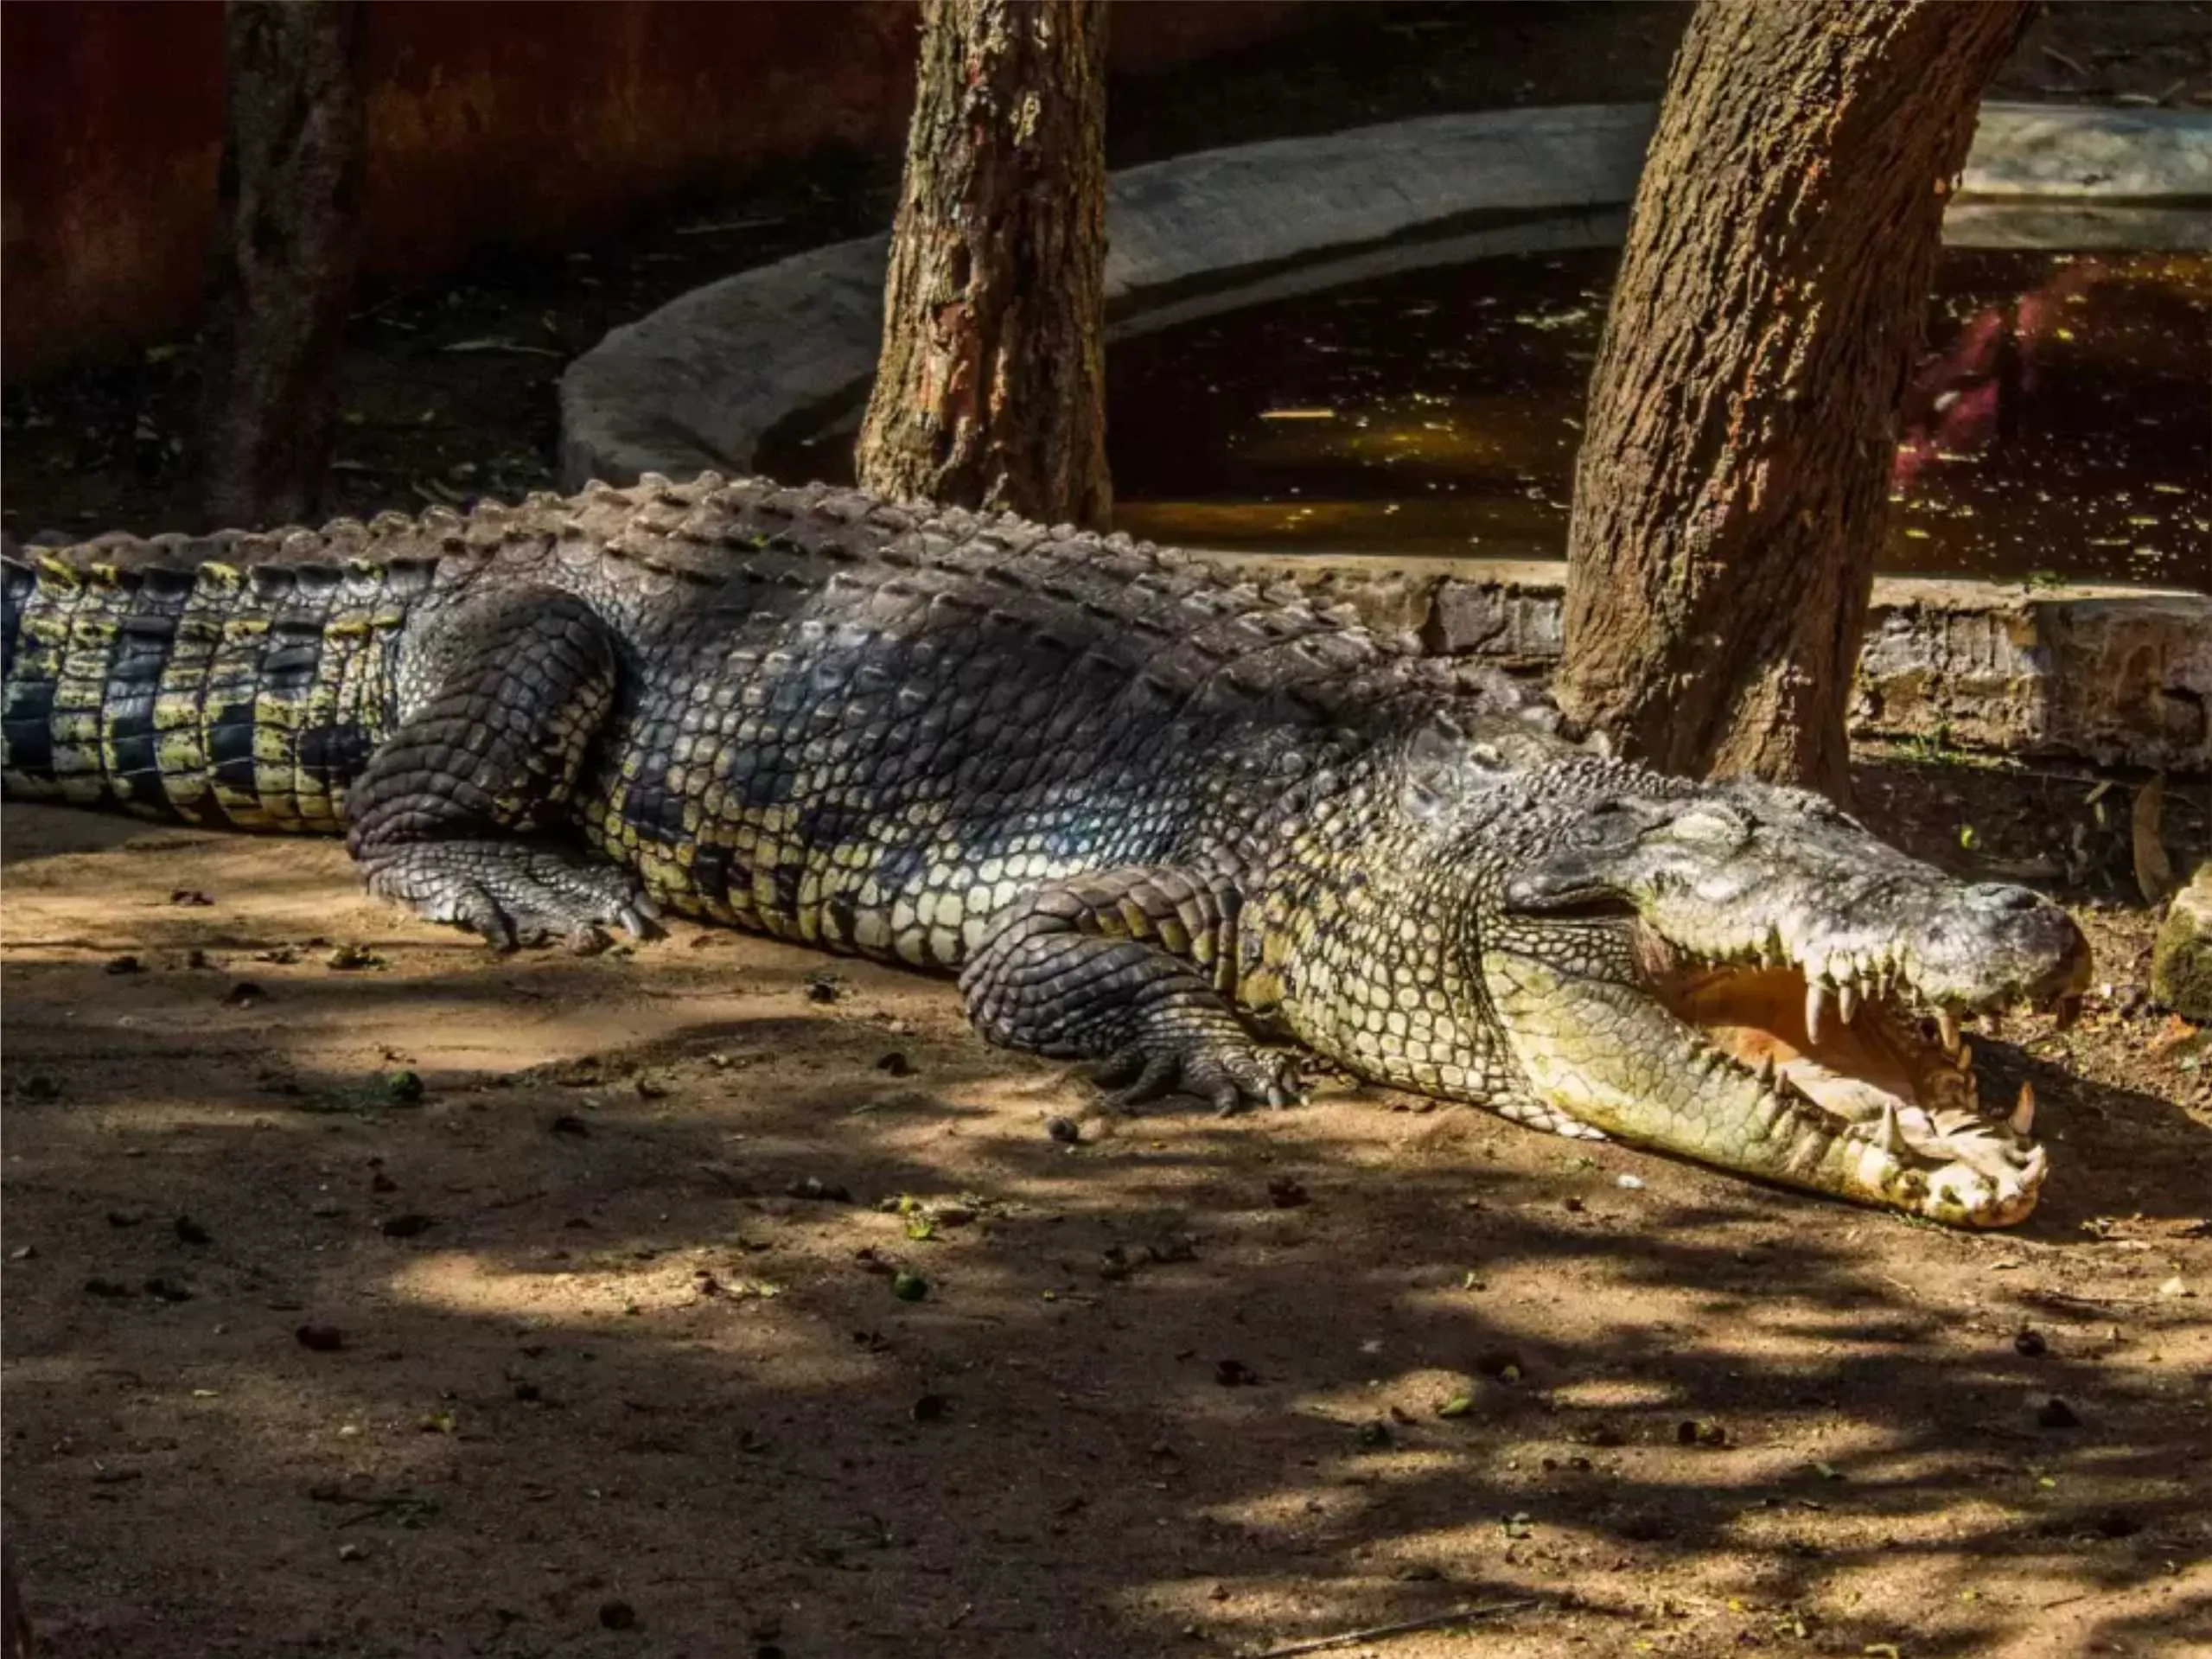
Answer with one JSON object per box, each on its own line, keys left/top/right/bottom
{"left": 1671, "top": 804, "right": 1752, "bottom": 847}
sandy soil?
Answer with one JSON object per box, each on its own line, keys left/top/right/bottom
{"left": 3, "top": 758, "right": 2208, "bottom": 1659}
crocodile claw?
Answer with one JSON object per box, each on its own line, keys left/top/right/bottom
{"left": 360, "top": 840, "right": 660, "bottom": 952}
{"left": 1093, "top": 1037, "right": 1303, "bottom": 1116}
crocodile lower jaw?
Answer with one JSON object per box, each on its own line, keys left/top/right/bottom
{"left": 1657, "top": 955, "right": 2052, "bottom": 1223}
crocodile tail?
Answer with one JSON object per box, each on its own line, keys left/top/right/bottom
{"left": 1, "top": 534, "right": 435, "bottom": 833}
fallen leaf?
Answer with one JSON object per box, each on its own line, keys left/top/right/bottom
{"left": 2132, "top": 775, "right": 2174, "bottom": 903}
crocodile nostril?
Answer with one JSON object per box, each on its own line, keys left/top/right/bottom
{"left": 1970, "top": 884, "right": 2043, "bottom": 913}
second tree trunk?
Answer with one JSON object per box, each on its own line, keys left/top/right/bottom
{"left": 857, "top": 0, "right": 1112, "bottom": 530}
{"left": 1556, "top": 0, "right": 2031, "bottom": 797}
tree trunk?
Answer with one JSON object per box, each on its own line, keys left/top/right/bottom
{"left": 198, "top": 0, "right": 367, "bottom": 529}
{"left": 1555, "top": 0, "right": 2031, "bottom": 798}
{"left": 2, "top": 1533, "right": 26, "bottom": 1659}
{"left": 856, "top": 0, "right": 1112, "bottom": 529}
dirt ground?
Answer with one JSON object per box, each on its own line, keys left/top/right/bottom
{"left": 3, "top": 756, "right": 2209, "bottom": 1659}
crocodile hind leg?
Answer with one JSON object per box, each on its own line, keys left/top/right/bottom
{"left": 345, "top": 588, "right": 654, "bottom": 949}
{"left": 959, "top": 865, "right": 1299, "bottom": 1114}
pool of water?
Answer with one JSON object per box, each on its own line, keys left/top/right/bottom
{"left": 766, "top": 246, "right": 2209, "bottom": 589}
{"left": 1106, "top": 247, "right": 2208, "bottom": 587}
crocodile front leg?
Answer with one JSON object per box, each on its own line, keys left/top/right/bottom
{"left": 345, "top": 588, "right": 654, "bottom": 949}
{"left": 959, "top": 865, "right": 1300, "bottom": 1114}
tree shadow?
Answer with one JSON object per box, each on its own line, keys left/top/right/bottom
{"left": 3, "top": 766, "right": 2207, "bottom": 1656}
{"left": 5, "top": 945, "right": 2206, "bottom": 1658}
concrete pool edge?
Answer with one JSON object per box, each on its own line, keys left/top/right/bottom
{"left": 559, "top": 100, "right": 2212, "bottom": 491}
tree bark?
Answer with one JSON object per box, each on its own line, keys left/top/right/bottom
{"left": 856, "top": 0, "right": 1112, "bottom": 529}
{"left": 1555, "top": 0, "right": 2031, "bottom": 798}
{"left": 198, "top": 0, "right": 367, "bottom": 529}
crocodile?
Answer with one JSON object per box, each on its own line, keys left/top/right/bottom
{"left": 2, "top": 473, "right": 2089, "bottom": 1225}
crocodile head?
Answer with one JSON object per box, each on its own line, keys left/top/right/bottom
{"left": 1408, "top": 729, "right": 2090, "bottom": 1226}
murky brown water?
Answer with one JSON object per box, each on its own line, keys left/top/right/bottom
{"left": 764, "top": 247, "right": 2208, "bottom": 589}
{"left": 1104, "top": 248, "right": 2209, "bottom": 587}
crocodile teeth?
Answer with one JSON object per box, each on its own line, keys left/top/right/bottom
{"left": 1756, "top": 1053, "right": 1777, "bottom": 1088}
{"left": 1874, "top": 1100, "right": 1909, "bottom": 1158}
{"left": 1806, "top": 981, "right": 1833, "bottom": 1047}
{"left": 1837, "top": 981, "right": 1859, "bottom": 1026}
{"left": 2010, "top": 1081, "right": 2036, "bottom": 1139}
{"left": 1936, "top": 1008, "right": 1962, "bottom": 1056}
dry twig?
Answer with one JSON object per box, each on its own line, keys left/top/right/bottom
{"left": 1244, "top": 1599, "right": 1540, "bottom": 1658}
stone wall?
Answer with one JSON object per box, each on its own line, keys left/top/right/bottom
{"left": 1205, "top": 552, "right": 2212, "bottom": 773}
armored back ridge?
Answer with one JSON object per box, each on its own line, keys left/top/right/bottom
{"left": 1, "top": 474, "right": 2090, "bottom": 1226}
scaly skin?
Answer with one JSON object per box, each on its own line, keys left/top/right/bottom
{"left": 1, "top": 474, "right": 2090, "bottom": 1224}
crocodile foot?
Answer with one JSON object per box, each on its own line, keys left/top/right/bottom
{"left": 359, "top": 839, "right": 660, "bottom": 951}
{"left": 1093, "top": 1027, "right": 1304, "bottom": 1116}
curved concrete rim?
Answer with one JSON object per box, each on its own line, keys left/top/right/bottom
{"left": 560, "top": 100, "right": 2212, "bottom": 490}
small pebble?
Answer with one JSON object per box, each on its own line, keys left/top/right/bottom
{"left": 336, "top": 1542, "right": 365, "bottom": 1562}
{"left": 379, "top": 1213, "right": 435, "bottom": 1239}
{"left": 597, "top": 1599, "right": 637, "bottom": 1631}
{"left": 1045, "top": 1116, "right": 1081, "bottom": 1145}
{"left": 1214, "top": 1359, "right": 1257, "bottom": 1388}
{"left": 104, "top": 954, "right": 142, "bottom": 975}
{"left": 890, "top": 1270, "right": 929, "bottom": 1303}
{"left": 2014, "top": 1327, "right": 2048, "bottom": 1357}
{"left": 2037, "top": 1395, "right": 2081, "bottom": 1430}
{"left": 296, "top": 1324, "right": 346, "bottom": 1352}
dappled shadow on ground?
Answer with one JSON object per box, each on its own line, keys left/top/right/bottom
{"left": 3, "top": 807, "right": 2209, "bottom": 1659}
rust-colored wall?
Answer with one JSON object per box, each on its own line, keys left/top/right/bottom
{"left": 2, "top": 0, "right": 1308, "bottom": 380}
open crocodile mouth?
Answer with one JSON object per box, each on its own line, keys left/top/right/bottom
{"left": 1636, "top": 925, "right": 2086, "bottom": 1224}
